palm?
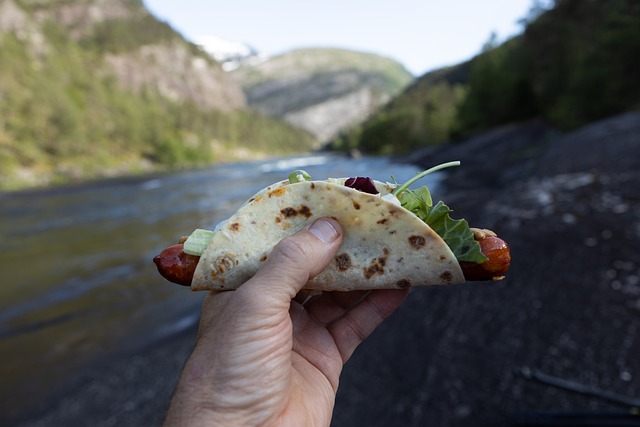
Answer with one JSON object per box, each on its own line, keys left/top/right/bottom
{"left": 269, "top": 290, "right": 408, "bottom": 426}
{"left": 190, "top": 289, "right": 407, "bottom": 427}
{"left": 281, "top": 306, "right": 346, "bottom": 426}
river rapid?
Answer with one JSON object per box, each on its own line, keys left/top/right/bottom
{"left": 0, "top": 153, "right": 435, "bottom": 415}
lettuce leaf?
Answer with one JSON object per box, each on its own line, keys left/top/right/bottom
{"left": 399, "top": 187, "right": 488, "bottom": 264}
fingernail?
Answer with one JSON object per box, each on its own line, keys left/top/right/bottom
{"left": 308, "top": 218, "right": 339, "bottom": 244}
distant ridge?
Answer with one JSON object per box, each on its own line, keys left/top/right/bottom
{"left": 231, "top": 47, "right": 414, "bottom": 143}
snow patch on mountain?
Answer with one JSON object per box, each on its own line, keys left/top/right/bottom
{"left": 194, "top": 34, "right": 265, "bottom": 71}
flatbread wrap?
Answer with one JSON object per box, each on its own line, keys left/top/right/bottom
{"left": 153, "top": 163, "right": 511, "bottom": 291}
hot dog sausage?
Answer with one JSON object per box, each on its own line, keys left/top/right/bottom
{"left": 152, "top": 244, "right": 200, "bottom": 286}
{"left": 459, "top": 235, "right": 511, "bottom": 281}
{"left": 153, "top": 235, "right": 511, "bottom": 286}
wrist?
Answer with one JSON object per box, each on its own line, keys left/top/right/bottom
{"left": 164, "top": 393, "right": 250, "bottom": 427}
{"left": 164, "top": 376, "right": 273, "bottom": 427}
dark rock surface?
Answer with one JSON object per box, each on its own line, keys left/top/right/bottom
{"left": 8, "top": 111, "right": 640, "bottom": 427}
{"left": 332, "top": 111, "right": 640, "bottom": 427}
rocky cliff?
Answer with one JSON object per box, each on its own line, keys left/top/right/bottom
{"left": 0, "top": 0, "right": 246, "bottom": 111}
{"left": 105, "top": 41, "right": 245, "bottom": 112}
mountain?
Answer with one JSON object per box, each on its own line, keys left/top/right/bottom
{"left": 230, "top": 47, "right": 414, "bottom": 144}
{"left": 1, "top": 0, "right": 246, "bottom": 111}
{"left": 0, "top": 0, "right": 316, "bottom": 190}
{"left": 332, "top": 0, "right": 640, "bottom": 155}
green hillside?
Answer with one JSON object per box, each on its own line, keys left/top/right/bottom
{"left": 0, "top": 0, "right": 316, "bottom": 190}
{"left": 333, "top": 0, "right": 640, "bottom": 154}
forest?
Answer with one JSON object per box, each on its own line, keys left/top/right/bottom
{"left": 333, "top": 0, "right": 640, "bottom": 154}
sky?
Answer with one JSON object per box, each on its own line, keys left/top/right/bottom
{"left": 143, "top": 0, "right": 535, "bottom": 76}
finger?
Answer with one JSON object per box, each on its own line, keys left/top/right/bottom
{"left": 328, "top": 288, "right": 409, "bottom": 363}
{"left": 304, "top": 290, "right": 371, "bottom": 325}
{"left": 293, "top": 289, "right": 323, "bottom": 305}
{"left": 240, "top": 218, "right": 344, "bottom": 307}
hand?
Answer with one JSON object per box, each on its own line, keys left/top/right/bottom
{"left": 163, "top": 218, "right": 409, "bottom": 427}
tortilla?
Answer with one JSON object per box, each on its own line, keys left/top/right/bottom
{"left": 191, "top": 179, "right": 465, "bottom": 291}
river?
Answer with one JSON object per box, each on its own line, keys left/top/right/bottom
{"left": 0, "top": 153, "right": 435, "bottom": 416}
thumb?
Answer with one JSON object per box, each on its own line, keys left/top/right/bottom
{"left": 240, "top": 217, "right": 343, "bottom": 305}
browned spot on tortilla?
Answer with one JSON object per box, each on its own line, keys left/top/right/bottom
{"left": 364, "top": 262, "right": 384, "bottom": 279}
{"left": 210, "top": 269, "right": 226, "bottom": 283}
{"left": 310, "top": 182, "right": 316, "bottom": 189}
{"left": 280, "top": 205, "right": 312, "bottom": 219}
{"left": 299, "top": 205, "right": 312, "bottom": 218}
{"left": 259, "top": 255, "right": 268, "bottom": 262}
{"left": 409, "top": 235, "right": 426, "bottom": 250}
{"left": 389, "top": 208, "right": 400, "bottom": 218}
{"left": 268, "top": 187, "right": 287, "bottom": 198}
{"left": 212, "top": 256, "right": 235, "bottom": 280}
{"left": 254, "top": 196, "right": 263, "bottom": 203}
{"left": 377, "top": 218, "right": 388, "bottom": 225}
{"left": 281, "top": 207, "right": 297, "bottom": 218}
{"left": 352, "top": 201, "right": 361, "bottom": 210}
{"left": 363, "top": 250, "right": 389, "bottom": 279}
{"left": 439, "top": 255, "right": 447, "bottom": 261}
{"left": 229, "top": 222, "right": 241, "bottom": 232}
{"left": 275, "top": 217, "right": 282, "bottom": 223}
{"left": 335, "top": 253, "right": 352, "bottom": 271}
{"left": 217, "top": 257, "right": 233, "bottom": 274}
{"left": 440, "top": 271, "right": 453, "bottom": 283}
{"left": 396, "top": 279, "right": 411, "bottom": 288}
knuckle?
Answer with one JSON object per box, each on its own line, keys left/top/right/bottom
{"left": 274, "top": 234, "right": 313, "bottom": 263}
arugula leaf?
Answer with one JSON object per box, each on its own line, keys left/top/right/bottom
{"left": 399, "top": 187, "right": 488, "bottom": 264}
{"left": 399, "top": 186, "right": 433, "bottom": 214}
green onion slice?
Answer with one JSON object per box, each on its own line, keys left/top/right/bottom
{"left": 183, "top": 228, "right": 216, "bottom": 256}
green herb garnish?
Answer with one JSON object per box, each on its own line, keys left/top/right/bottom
{"left": 392, "top": 161, "right": 460, "bottom": 197}
{"left": 288, "top": 170, "right": 312, "bottom": 183}
{"left": 395, "top": 162, "right": 488, "bottom": 264}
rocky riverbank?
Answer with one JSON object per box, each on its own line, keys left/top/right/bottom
{"left": 8, "top": 111, "right": 640, "bottom": 427}
{"left": 332, "top": 110, "right": 640, "bottom": 426}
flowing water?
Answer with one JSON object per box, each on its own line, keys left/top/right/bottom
{"left": 0, "top": 154, "right": 434, "bottom": 415}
